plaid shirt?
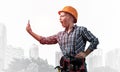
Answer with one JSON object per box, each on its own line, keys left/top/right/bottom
{"left": 39, "top": 25, "right": 99, "bottom": 56}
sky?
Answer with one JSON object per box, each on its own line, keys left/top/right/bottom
{"left": 0, "top": 0, "right": 120, "bottom": 66}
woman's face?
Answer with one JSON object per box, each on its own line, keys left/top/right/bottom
{"left": 59, "top": 12, "right": 71, "bottom": 28}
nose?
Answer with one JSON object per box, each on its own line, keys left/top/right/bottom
{"left": 59, "top": 17, "right": 61, "bottom": 21}
{"left": 59, "top": 18, "right": 62, "bottom": 23}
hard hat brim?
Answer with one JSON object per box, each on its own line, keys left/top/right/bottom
{"left": 58, "top": 11, "right": 77, "bottom": 23}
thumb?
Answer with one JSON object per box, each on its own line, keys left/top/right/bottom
{"left": 28, "top": 20, "right": 30, "bottom": 24}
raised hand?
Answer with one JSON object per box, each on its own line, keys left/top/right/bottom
{"left": 26, "top": 20, "right": 32, "bottom": 33}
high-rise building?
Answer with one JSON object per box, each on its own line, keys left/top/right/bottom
{"left": 55, "top": 51, "right": 63, "bottom": 66}
{"left": 105, "top": 48, "right": 120, "bottom": 71}
{"left": 0, "top": 23, "right": 6, "bottom": 71}
{"left": 29, "top": 44, "right": 39, "bottom": 59}
{"left": 86, "top": 49, "right": 103, "bottom": 71}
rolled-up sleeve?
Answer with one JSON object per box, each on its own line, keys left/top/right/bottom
{"left": 82, "top": 27, "right": 99, "bottom": 50}
{"left": 39, "top": 35, "right": 58, "bottom": 44}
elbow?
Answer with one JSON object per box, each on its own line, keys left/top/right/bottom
{"left": 38, "top": 37, "right": 46, "bottom": 44}
{"left": 95, "top": 38, "right": 99, "bottom": 45}
{"left": 93, "top": 38, "right": 99, "bottom": 48}
{"left": 89, "top": 38, "right": 99, "bottom": 50}
{"left": 39, "top": 41, "right": 46, "bottom": 44}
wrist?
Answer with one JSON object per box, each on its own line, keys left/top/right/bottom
{"left": 84, "top": 48, "right": 93, "bottom": 57}
{"left": 29, "top": 30, "right": 33, "bottom": 35}
{"left": 27, "top": 29, "right": 32, "bottom": 34}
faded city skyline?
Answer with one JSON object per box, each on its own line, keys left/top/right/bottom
{"left": 0, "top": 0, "right": 120, "bottom": 68}
{"left": 0, "top": 23, "right": 120, "bottom": 71}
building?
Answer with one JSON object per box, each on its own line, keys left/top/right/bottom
{"left": 29, "top": 44, "right": 39, "bottom": 59}
{"left": 0, "top": 23, "right": 6, "bottom": 71}
{"left": 86, "top": 49, "right": 103, "bottom": 71}
{"left": 55, "top": 51, "right": 63, "bottom": 66}
{"left": 105, "top": 48, "right": 120, "bottom": 71}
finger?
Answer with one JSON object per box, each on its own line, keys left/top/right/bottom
{"left": 75, "top": 54, "right": 80, "bottom": 58}
{"left": 75, "top": 55, "right": 82, "bottom": 58}
{"left": 28, "top": 20, "right": 30, "bottom": 24}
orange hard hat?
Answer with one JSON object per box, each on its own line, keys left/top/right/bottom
{"left": 58, "top": 6, "right": 78, "bottom": 23}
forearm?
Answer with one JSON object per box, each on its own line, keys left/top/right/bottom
{"left": 75, "top": 48, "right": 93, "bottom": 58}
{"left": 84, "top": 48, "right": 93, "bottom": 57}
{"left": 26, "top": 23, "right": 57, "bottom": 44}
{"left": 28, "top": 30, "right": 42, "bottom": 42}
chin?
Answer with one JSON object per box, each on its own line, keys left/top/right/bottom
{"left": 61, "top": 24, "right": 65, "bottom": 27}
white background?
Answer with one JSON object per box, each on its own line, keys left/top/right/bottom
{"left": 0, "top": 0, "right": 120, "bottom": 66}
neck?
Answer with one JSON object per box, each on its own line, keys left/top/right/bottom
{"left": 65, "top": 23, "right": 74, "bottom": 33}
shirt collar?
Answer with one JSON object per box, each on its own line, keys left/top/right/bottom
{"left": 64, "top": 25, "right": 77, "bottom": 33}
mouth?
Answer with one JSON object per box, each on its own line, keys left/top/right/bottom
{"left": 60, "top": 21, "right": 65, "bottom": 27}
{"left": 60, "top": 21, "right": 63, "bottom": 24}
